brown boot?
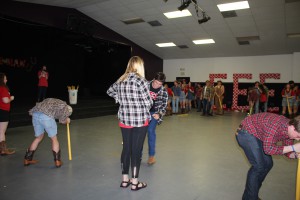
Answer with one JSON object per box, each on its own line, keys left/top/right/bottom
{"left": 147, "top": 156, "right": 156, "bottom": 165}
{"left": 0, "top": 141, "right": 15, "bottom": 155}
{"left": 52, "top": 150, "right": 62, "bottom": 168}
{"left": 24, "top": 149, "right": 38, "bottom": 166}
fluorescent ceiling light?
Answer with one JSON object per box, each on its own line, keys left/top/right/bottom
{"left": 193, "top": 39, "right": 215, "bottom": 44}
{"left": 164, "top": 10, "right": 192, "bottom": 19}
{"left": 156, "top": 43, "right": 176, "bottom": 47}
{"left": 217, "top": 1, "right": 250, "bottom": 12}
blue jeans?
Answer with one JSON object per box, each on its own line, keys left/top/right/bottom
{"left": 202, "top": 99, "right": 211, "bottom": 115}
{"left": 172, "top": 96, "right": 179, "bottom": 113}
{"left": 147, "top": 112, "right": 158, "bottom": 156}
{"left": 236, "top": 129, "right": 273, "bottom": 200}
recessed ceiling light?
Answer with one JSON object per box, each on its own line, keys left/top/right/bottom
{"left": 217, "top": 1, "right": 250, "bottom": 12}
{"left": 156, "top": 43, "right": 176, "bottom": 47}
{"left": 163, "top": 10, "right": 192, "bottom": 19}
{"left": 193, "top": 39, "right": 215, "bottom": 44}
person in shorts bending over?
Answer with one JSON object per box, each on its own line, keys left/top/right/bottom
{"left": 24, "top": 98, "right": 72, "bottom": 168}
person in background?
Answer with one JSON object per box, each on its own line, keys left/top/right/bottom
{"left": 24, "top": 98, "right": 72, "bottom": 168}
{"left": 247, "top": 86, "right": 258, "bottom": 115}
{"left": 201, "top": 80, "right": 213, "bottom": 116}
{"left": 179, "top": 82, "right": 187, "bottom": 114}
{"left": 164, "top": 83, "right": 173, "bottom": 116}
{"left": 186, "top": 81, "right": 195, "bottom": 112}
{"left": 107, "top": 56, "right": 152, "bottom": 191}
{"left": 214, "top": 80, "right": 225, "bottom": 115}
{"left": 258, "top": 83, "right": 268, "bottom": 112}
{"left": 236, "top": 113, "right": 300, "bottom": 200}
{"left": 171, "top": 81, "right": 181, "bottom": 114}
{"left": 37, "top": 65, "right": 49, "bottom": 102}
{"left": 0, "top": 73, "right": 15, "bottom": 155}
{"left": 281, "top": 83, "right": 295, "bottom": 118}
{"left": 195, "top": 83, "right": 202, "bottom": 112}
{"left": 293, "top": 85, "right": 299, "bottom": 116}
{"left": 147, "top": 72, "right": 168, "bottom": 165}
{"left": 254, "top": 81, "right": 261, "bottom": 114}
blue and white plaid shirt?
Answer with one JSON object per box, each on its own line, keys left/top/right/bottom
{"left": 107, "top": 73, "right": 153, "bottom": 127}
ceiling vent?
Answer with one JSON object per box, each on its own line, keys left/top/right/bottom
{"left": 221, "top": 11, "right": 237, "bottom": 18}
{"left": 121, "top": 18, "right": 145, "bottom": 25}
{"left": 237, "top": 36, "right": 260, "bottom": 42}
{"left": 178, "top": 45, "right": 189, "bottom": 49}
{"left": 148, "top": 20, "right": 162, "bottom": 27}
{"left": 238, "top": 41, "right": 250, "bottom": 45}
{"left": 236, "top": 36, "right": 260, "bottom": 45}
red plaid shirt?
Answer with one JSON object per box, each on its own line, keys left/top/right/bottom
{"left": 240, "top": 113, "right": 293, "bottom": 156}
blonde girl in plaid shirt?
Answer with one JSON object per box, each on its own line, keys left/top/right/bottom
{"left": 107, "top": 56, "right": 152, "bottom": 191}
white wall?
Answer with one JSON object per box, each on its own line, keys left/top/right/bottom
{"left": 163, "top": 53, "right": 300, "bottom": 83}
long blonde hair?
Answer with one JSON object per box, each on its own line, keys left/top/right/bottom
{"left": 118, "top": 56, "right": 145, "bottom": 82}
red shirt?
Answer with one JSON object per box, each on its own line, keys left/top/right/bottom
{"left": 167, "top": 88, "right": 173, "bottom": 96}
{"left": 240, "top": 113, "right": 293, "bottom": 156}
{"left": 281, "top": 89, "right": 295, "bottom": 96}
{"left": 38, "top": 70, "right": 49, "bottom": 87}
{"left": 119, "top": 119, "right": 149, "bottom": 128}
{"left": 0, "top": 86, "right": 11, "bottom": 111}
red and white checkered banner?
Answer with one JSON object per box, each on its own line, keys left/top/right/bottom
{"left": 209, "top": 74, "right": 227, "bottom": 84}
{"left": 232, "top": 73, "right": 252, "bottom": 110}
{"left": 259, "top": 73, "right": 280, "bottom": 84}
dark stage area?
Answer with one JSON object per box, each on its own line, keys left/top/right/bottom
{"left": 0, "top": 14, "right": 131, "bottom": 102}
{"left": 0, "top": 15, "right": 131, "bottom": 127}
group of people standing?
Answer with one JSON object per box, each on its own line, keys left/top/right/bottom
{"left": 164, "top": 79, "right": 225, "bottom": 116}
{"left": 247, "top": 81, "right": 269, "bottom": 115}
{"left": 247, "top": 80, "right": 300, "bottom": 117}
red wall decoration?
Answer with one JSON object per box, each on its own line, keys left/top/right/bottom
{"left": 209, "top": 73, "right": 227, "bottom": 84}
{"left": 232, "top": 73, "right": 252, "bottom": 110}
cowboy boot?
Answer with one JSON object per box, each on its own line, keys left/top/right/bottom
{"left": 24, "top": 149, "right": 38, "bottom": 166}
{"left": 52, "top": 150, "right": 62, "bottom": 168}
{"left": 0, "top": 141, "right": 15, "bottom": 155}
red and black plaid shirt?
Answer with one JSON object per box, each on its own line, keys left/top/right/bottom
{"left": 240, "top": 112, "right": 293, "bottom": 156}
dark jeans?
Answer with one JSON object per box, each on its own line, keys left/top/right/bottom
{"left": 37, "top": 86, "right": 47, "bottom": 102}
{"left": 120, "top": 126, "right": 148, "bottom": 178}
{"left": 236, "top": 129, "right": 273, "bottom": 200}
{"left": 147, "top": 112, "right": 158, "bottom": 157}
{"left": 196, "top": 98, "right": 202, "bottom": 111}
{"left": 202, "top": 99, "right": 211, "bottom": 115}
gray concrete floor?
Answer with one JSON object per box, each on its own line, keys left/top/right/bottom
{"left": 0, "top": 111, "right": 297, "bottom": 200}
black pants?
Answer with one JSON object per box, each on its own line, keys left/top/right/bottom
{"left": 120, "top": 126, "right": 148, "bottom": 178}
{"left": 37, "top": 86, "right": 47, "bottom": 102}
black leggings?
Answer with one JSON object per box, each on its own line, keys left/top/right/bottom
{"left": 120, "top": 126, "right": 148, "bottom": 178}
